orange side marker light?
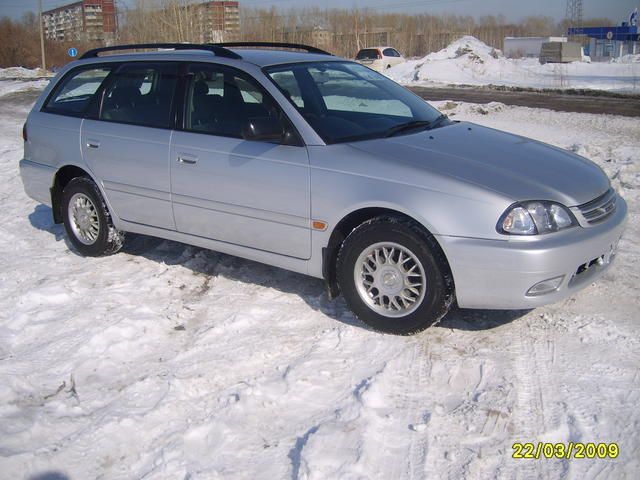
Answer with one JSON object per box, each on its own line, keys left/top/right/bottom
{"left": 312, "top": 220, "right": 328, "bottom": 231}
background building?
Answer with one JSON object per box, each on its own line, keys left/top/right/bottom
{"left": 43, "top": 0, "right": 117, "bottom": 43}
{"left": 568, "top": 25, "right": 639, "bottom": 61}
{"left": 503, "top": 36, "right": 567, "bottom": 58}
{"left": 280, "top": 26, "right": 332, "bottom": 50}
{"left": 194, "top": 1, "right": 240, "bottom": 43}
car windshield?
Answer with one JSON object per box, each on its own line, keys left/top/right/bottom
{"left": 265, "top": 61, "right": 448, "bottom": 144}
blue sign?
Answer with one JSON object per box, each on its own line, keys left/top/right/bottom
{"left": 68, "top": 47, "right": 78, "bottom": 58}
{"left": 568, "top": 25, "right": 639, "bottom": 41}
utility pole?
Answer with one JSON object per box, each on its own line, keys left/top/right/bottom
{"left": 38, "top": 0, "right": 46, "bottom": 70}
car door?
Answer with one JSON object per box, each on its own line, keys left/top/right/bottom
{"left": 170, "top": 63, "right": 311, "bottom": 259}
{"left": 81, "top": 62, "right": 179, "bottom": 230}
{"left": 392, "top": 49, "right": 405, "bottom": 66}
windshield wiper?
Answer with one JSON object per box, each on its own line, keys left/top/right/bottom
{"left": 384, "top": 120, "right": 432, "bottom": 138}
{"left": 384, "top": 115, "right": 451, "bottom": 138}
{"left": 429, "top": 113, "right": 449, "bottom": 129}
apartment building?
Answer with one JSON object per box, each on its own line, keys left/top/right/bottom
{"left": 193, "top": 1, "right": 240, "bottom": 43}
{"left": 43, "top": 0, "right": 116, "bottom": 43}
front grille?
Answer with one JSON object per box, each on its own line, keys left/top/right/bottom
{"left": 575, "top": 256, "right": 604, "bottom": 276}
{"left": 578, "top": 188, "right": 617, "bottom": 225}
{"left": 568, "top": 254, "right": 606, "bottom": 287}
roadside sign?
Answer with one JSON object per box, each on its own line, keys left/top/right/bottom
{"left": 68, "top": 47, "right": 78, "bottom": 57}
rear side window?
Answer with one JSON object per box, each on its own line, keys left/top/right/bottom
{"left": 44, "top": 67, "right": 111, "bottom": 116}
{"left": 383, "top": 48, "right": 400, "bottom": 57}
{"left": 356, "top": 49, "right": 380, "bottom": 60}
{"left": 100, "top": 63, "right": 178, "bottom": 129}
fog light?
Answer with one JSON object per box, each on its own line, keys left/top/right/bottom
{"left": 526, "top": 276, "right": 564, "bottom": 296}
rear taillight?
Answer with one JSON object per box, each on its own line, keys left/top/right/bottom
{"left": 22, "top": 122, "right": 27, "bottom": 142}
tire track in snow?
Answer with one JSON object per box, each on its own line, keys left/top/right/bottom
{"left": 545, "top": 312, "right": 640, "bottom": 480}
{"left": 405, "top": 342, "right": 432, "bottom": 479}
{"left": 363, "top": 341, "right": 432, "bottom": 480}
{"left": 508, "top": 318, "right": 565, "bottom": 479}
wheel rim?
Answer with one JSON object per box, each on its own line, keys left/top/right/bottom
{"left": 68, "top": 192, "right": 100, "bottom": 245}
{"left": 353, "top": 241, "right": 427, "bottom": 318}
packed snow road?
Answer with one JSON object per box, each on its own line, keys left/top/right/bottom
{"left": 0, "top": 87, "right": 638, "bottom": 479}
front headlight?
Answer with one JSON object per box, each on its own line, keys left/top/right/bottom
{"left": 498, "top": 201, "right": 577, "bottom": 235}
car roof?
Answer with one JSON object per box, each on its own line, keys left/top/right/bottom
{"left": 76, "top": 48, "right": 346, "bottom": 68}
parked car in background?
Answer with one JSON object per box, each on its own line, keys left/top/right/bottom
{"left": 355, "top": 46, "right": 405, "bottom": 72}
{"left": 20, "top": 42, "right": 627, "bottom": 335}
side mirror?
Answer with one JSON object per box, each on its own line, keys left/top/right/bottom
{"left": 242, "top": 116, "right": 284, "bottom": 142}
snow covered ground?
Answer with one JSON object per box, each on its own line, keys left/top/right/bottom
{"left": 0, "top": 83, "right": 639, "bottom": 479}
{"left": 386, "top": 36, "right": 640, "bottom": 93}
{"left": 0, "top": 68, "right": 52, "bottom": 99}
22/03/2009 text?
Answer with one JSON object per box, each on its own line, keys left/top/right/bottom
{"left": 512, "top": 442, "right": 619, "bottom": 459}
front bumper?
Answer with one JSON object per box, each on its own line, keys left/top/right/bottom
{"left": 437, "top": 195, "right": 627, "bottom": 309}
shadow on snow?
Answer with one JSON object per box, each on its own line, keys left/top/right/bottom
{"left": 29, "top": 204, "right": 531, "bottom": 333}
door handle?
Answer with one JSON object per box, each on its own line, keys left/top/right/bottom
{"left": 177, "top": 155, "right": 197, "bottom": 165}
{"left": 86, "top": 140, "right": 100, "bottom": 149}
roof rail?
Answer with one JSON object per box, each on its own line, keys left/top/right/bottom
{"left": 79, "top": 43, "right": 242, "bottom": 60}
{"left": 210, "top": 42, "right": 333, "bottom": 56}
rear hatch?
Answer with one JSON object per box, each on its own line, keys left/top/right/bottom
{"left": 355, "top": 48, "right": 380, "bottom": 64}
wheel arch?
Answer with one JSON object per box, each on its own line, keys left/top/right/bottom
{"left": 322, "top": 206, "right": 453, "bottom": 299}
{"left": 50, "top": 165, "right": 94, "bottom": 224}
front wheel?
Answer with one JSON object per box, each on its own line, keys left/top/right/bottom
{"left": 61, "top": 177, "right": 124, "bottom": 256}
{"left": 337, "top": 216, "right": 453, "bottom": 335}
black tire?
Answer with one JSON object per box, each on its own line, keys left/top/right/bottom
{"left": 337, "top": 215, "right": 453, "bottom": 335}
{"left": 61, "top": 176, "right": 124, "bottom": 256}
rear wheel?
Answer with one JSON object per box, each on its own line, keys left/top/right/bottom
{"left": 61, "top": 177, "right": 124, "bottom": 256}
{"left": 337, "top": 216, "right": 453, "bottom": 335}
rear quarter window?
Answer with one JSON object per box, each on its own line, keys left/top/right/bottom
{"left": 43, "top": 67, "right": 112, "bottom": 116}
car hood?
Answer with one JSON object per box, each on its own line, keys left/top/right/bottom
{"left": 348, "top": 122, "right": 609, "bottom": 206}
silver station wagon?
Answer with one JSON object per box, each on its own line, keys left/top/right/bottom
{"left": 20, "top": 42, "right": 627, "bottom": 334}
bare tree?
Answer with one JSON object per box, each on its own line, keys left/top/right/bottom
{"left": 0, "top": 4, "right": 616, "bottom": 68}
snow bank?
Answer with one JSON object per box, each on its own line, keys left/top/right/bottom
{"left": 423, "top": 35, "right": 502, "bottom": 62}
{"left": 0, "top": 67, "right": 52, "bottom": 98}
{"left": 0, "top": 79, "right": 50, "bottom": 98}
{"left": 613, "top": 54, "right": 640, "bottom": 64}
{"left": 386, "top": 36, "right": 640, "bottom": 92}
{"left": 0, "top": 67, "right": 51, "bottom": 79}
{"left": 0, "top": 83, "right": 639, "bottom": 478}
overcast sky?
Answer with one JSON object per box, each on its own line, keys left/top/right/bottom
{"left": 1, "top": 0, "right": 637, "bottom": 22}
